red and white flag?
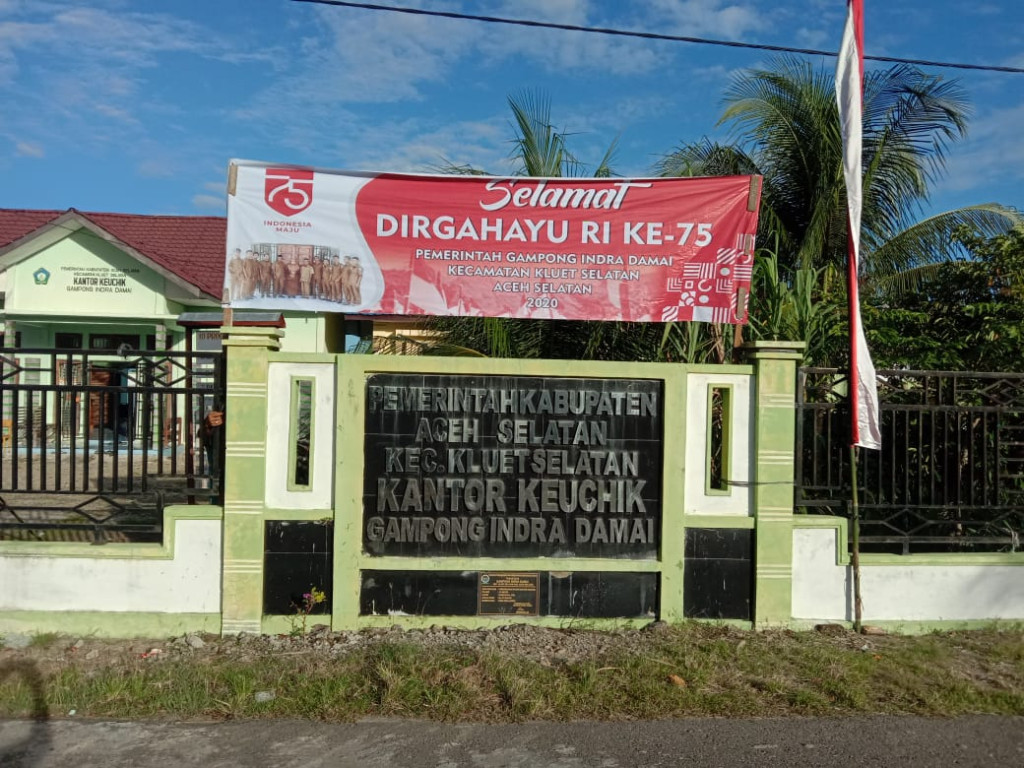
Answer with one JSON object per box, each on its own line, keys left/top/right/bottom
{"left": 836, "top": 0, "right": 881, "bottom": 450}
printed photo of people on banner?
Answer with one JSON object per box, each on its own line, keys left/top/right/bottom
{"left": 226, "top": 244, "right": 364, "bottom": 305}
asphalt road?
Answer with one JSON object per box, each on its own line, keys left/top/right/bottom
{"left": 2, "top": 716, "right": 1023, "bottom": 767}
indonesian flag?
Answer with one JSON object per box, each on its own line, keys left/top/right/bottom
{"left": 836, "top": 0, "right": 881, "bottom": 450}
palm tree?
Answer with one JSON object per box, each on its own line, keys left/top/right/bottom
{"left": 427, "top": 90, "right": 665, "bottom": 361}
{"left": 423, "top": 90, "right": 729, "bottom": 362}
{"left": 657, "top": 56, "right": 1020, "bottom": 294}
{"left": 439, "top": 90, "right": 616, "bottom": 178}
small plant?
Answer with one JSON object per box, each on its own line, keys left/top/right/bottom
{"left": 289, "top": 586, "right": 326, "bottom": 637}
{"left": 29, "top": 632, "right": 61, "bottom": 649}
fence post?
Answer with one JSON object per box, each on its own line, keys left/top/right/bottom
{"left": 219, "top": 325, "right": 282, "bottom": 635}
{"left": 739, "top": 340, "right": 804, "bottom": 626}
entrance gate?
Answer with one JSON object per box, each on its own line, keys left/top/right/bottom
{"left": 0, "top": 347, "right": 225, "bottom": 543}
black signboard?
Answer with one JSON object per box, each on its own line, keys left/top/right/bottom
{"left": 478, "top": 572, "right": 540, "bottom": 616}
{"left": 363, "top": 373, "right": 662, "bottom": 558}
{"left": 360, "top": 570, "right": 659, "bottom": 619}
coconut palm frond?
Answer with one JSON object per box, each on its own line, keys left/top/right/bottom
{"left": 866, "top": 204, "right": 1023, "bottom": 294}
{"left": 431, "top": 159, "right": 490, "bottom": 176}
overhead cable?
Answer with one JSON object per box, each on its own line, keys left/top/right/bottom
{"left": 291, "top": 0, "right": 1024, "bottom": 75}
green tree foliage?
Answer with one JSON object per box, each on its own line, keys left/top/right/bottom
{"left": 658, "top": 56, "right": 1018, "bottom": 285}
{"left": 748, "top": 249, "right": 844, "bottom": 367}
{"left": 866, "top": 227, "right": 1024, "bottom": 371}
{"left": 424, "top": 65, "right": 1020, "bottom": 367}
{"left": 658, "top": 56, "right": 1020, "bottom": 366}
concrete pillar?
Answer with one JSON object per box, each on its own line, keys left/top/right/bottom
{"left": 739, "top": 341, "right": 804, "bottom": 626}
{"left": 219, "top": 325, "right": 282, "bottom": 634}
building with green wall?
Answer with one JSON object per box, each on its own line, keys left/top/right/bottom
{"left": 0, "top": 208, "right": 346, "bottom": 355}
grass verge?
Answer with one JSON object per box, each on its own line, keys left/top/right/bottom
{"left": 1, "top": 624, "right": 1022, "bottom": 722}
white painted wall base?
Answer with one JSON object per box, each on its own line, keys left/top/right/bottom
{"left": 0, "top": 519, "right": 222, "bottom": 614}
{"left": 792, "top": 526, "right": 1024, "bottom": 622}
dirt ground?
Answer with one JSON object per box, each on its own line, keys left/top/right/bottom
{"left": 1, "top": 621, "right": 1012, "bottom": 674}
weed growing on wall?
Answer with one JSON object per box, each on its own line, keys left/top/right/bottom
{"left": 289, "top": 587, "right": 326, "bottom": 637}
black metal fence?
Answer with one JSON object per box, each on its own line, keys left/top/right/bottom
{"left": 0, "top": 348, "right": 225, "bottom": 542}
{"left": 796, "top": 368, "right": 1024, "bottom": 554}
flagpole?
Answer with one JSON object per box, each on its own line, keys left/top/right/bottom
{"left": 848, "top": 222, "right": 864, "bottom": 634}
{"left": 837, "top": 0, "right": 879, "bottom": 634}
{"left": 850, "top": 446, "right": 863, "bottom": 632}
{"left": 848, "top": 227, "right": 864, "bottom": 634}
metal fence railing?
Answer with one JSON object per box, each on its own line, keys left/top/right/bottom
{"left": 0, "top": 347, "right": 225, "bottom": 543}
{"left": 796, "top": 368, "right": 1024, "bottom": 554}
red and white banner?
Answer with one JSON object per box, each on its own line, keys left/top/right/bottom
{"left": 836, "top": 0, "right": 881, "bottom": 450}
{"left": 225, "top": 161, "right": 762, "bottom": 324}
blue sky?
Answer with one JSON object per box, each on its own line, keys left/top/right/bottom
{"left": 0, "top": 0, "right": 1020, "bottom": 218}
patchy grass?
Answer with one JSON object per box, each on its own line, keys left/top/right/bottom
{"left": 28, "top": 633, "right": 62, "bottom": 649}
{"left": 0, "top": 625, "right": 1022, "bottom": 722}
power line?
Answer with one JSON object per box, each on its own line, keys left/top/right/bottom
{"left": 291, "top": 0, "right": 1024, "bottom": 75}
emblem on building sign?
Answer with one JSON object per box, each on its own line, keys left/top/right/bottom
{"left": 32, "top": 267, "right": 50, "bottom": 285}
{"left": 264, "top": 168, "right": 315, "bottom": 217}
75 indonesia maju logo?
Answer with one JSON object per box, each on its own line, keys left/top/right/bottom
{"left": 264, "top": 168, "right": 314, "bottom": 217}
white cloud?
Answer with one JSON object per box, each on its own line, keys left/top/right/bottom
{"left": 0, "top": 5, "right": 273, "bottom": 74}
{"left": 0, "top": 0, "right": 278, "bottom": 195}
{"left": 233, "top": 0, "right": 686, "bottom": 157}
{"left": 794, "top": 26, "right": 831, "bottom": 49}
{"left": 248, "top": 0, "right": 704, "bottom": 122}
{"left": 644, "top": 0, "right": 767, "bottom": 40}
{"left": 936, "top": 103, "right": 1024, "bottom": 201}
{"left": 14, "top": 140, "right": 43, "bottom": 157}
{"left": 957, "top": 2, "right": 1001, "bottom": 16}
{"left": 192, "top": 193, "right": 225, "bottom": 212}
{"left": 0, "top": 2, "right": 270, "bottom": 130}
{"left": 291, "top": 3, "right": 470, "bottom": 105}
{"left": 469, "top": 0, "right": 666, "bottom": 76}
{"left": 93, "top": 103, "right": 141, "bottom": 125}
{"left": 332, "top": 117, "right": 512, "bottom": 175}
{"left": 136, "top": 157, "right": 177, "bottom": 179}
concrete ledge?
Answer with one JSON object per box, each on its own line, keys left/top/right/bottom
{"left": 792, "top": 515, "right": 1024, "bottom": 566}
{"left": 787, "top": 618, "right": 1024, "bottom": 635}
{"left": 0, "top": 611, "right": 221, "bottom": 638}
{"left": 792, "top": 524, "right": 1024, "bottom": 623}
{"left": 682, "top": 515, "right": 756, "bottom": 529}
{"left": 0, "top": 505, "right": 222, "bottom": 560}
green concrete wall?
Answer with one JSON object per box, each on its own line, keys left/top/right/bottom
{"left": 0, "top": 505, "right": 223, "bottom": 638}
{"left": 218, "top": 329, "right": 808, "bottom": 634}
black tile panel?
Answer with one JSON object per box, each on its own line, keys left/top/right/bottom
{"left": 360, "top": 570, "right": 659, "bottom": 619}
{"left": 263, "top": 520, "right": 334, "bottom": 616}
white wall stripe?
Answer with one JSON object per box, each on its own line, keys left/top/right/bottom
{"left": 222, "top": 623, "right": 262, "bottom": 633}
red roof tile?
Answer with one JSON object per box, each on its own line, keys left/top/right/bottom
{"left": 0, "top": 208, "right": 226, "bottom": 299}
{"left": 0, "top": 208, "right": 63, "bottom": 246}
